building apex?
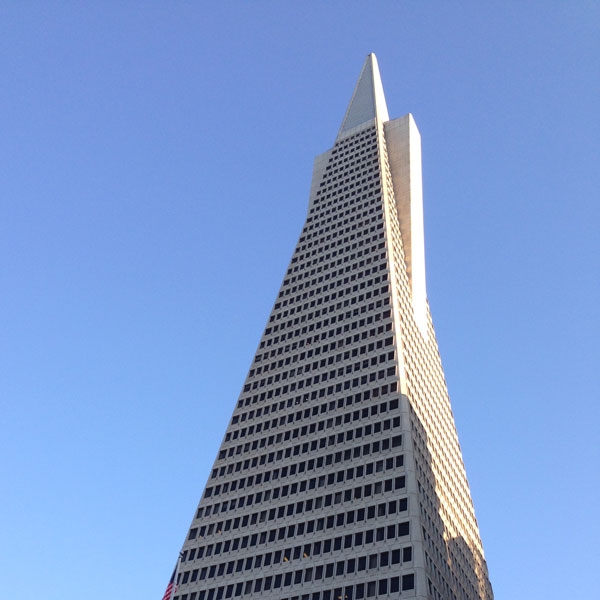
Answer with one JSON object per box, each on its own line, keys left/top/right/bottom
{"left": 337, "top": 53, "right": 390, "bottom": 139}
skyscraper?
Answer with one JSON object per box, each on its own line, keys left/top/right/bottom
{"left": 171, "top": 54, "right": 493, "bottom": 600}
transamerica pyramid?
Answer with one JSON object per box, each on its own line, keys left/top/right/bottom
{"left": 170, "top": 54, "right": 493, "bottom": 600}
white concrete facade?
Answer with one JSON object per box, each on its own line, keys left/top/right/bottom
{"left": 172, "top": 54, "right": 493, "bottom": 600}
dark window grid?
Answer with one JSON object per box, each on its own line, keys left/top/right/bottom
{"left": 231, "top": 378, "right": 397, "bottom": 454}
{"left": 310, "top": 194, "right": 382, "bottom": 221}
{"left": 272, "top": 276, "right": 388, "bottom": 324}
{"left": 315, "top": 176, "right": 378, "bottom": 200}
{"left": 225, "top": 391, "right": 397, "bottom": 449}
{"left": 212, "top": 416, "right": 402, "bottom": 497}
{"left": 253, "top": 327, "right": 391, "bottom": 379}
{"left": 214, "top": 412, "right": 400, "bottom": 472}
{"left": 302, "top": 196, "right": 381, "bottom": 232}
{"left": 303, "top": 200, "right": 381, "bottom": 235}
{"left": 174, "top": 572, "right": 414, "bottom": 599}
{"left": 273, "top": 274, "right": 389, "bottom": 325}
{"left": 240, "top": 366, "right": 396, "bottom": 414}
{"left": 196, "top": 456, "right": 405, "bottom": 527}
{"left": 187, "top": 519, "right": 410, "bottom": 577}
{"left": 204, "top": 438, "right": 404, "bottom": 510}
{"left": 282, "top": 254, "right": 387, "bottom": 290}
{"left": 266, "top": 303, "right": 389, "bottom": 342}
{"left": 290, "top": 246, "right": 385, "bottom": 290}
{"left": 297, "top": 213, "right": 382, "bottom": 253}
{"left": 187, "top": 497, "right": 408, "bottom": 562}
{"left": 276, "top": 275, "right": 389, "bottom": 313}
{"left": 276, "top": 268, "right": 388, "bottom": 316}
{"left": 222, "top": 402, "right": 399, "bottom": 474}
{"left": 215, "top": 417, "right": 401, "bottom": 489}
{"left": 223, "top": 395, "right": 397, "bottom": 458}
{"left": 284, "top": 247, "right": 385, "bottom": 283}
{"left": 236, "top": 358, "right": 396, "bottom": 423}
{"left": 301, "top": 204, "right": 382, "bottom": 239}
{"left": 241, "top": 358, "right": 395, "bottom": 402}
{"left": 180, "top": 544, "right": 411, "bottom": 587}
{"left": 244, "top": 342, "right": 395, "bottom": 403}
{"left": 258, "top": 313, "right": 390, "bottom": 369}
{"left": 255, "top": 297, "right": 391, "bottom": 369}
{"left": 299, "top": 206, "right": 380, "bottom": 242}
{"left": 290, "top": 218, "right": 383, "bottom": 263}
{"left": 262, "top": 304, "right": 389, "bottom": 345}
{"left": 260, "top": 320, "right": 393, "bottom": 356}
{"left": 313, "top": 189, "right": 381, "bottom": 217}
{"left": 299, "top": 214, "right": 382, "bottom": 246}
{"left": 255, "top": 301, "right": 389, "bottom": 368}
{"left": 196, "top": 460, "right": 405, "bottom": 532}
{"left": 194, "top": 479, "right": 408, "bottom": 549}
{"left": 302, "top": 200, "right": 380, "bottom": 234}
{"left": 292, "top": 233, "right": 383, "bottom": 270}
{"left": 263, "top": 311, "right": 391, "bottom": 347}
{"left": 311, "top": 188, "right": 382, "bottom": 218}
{"left": 285, "top": 254, "right": 387, "bottom": 292}
{"left": 285, "top": 257, "right": 385, "bottom": 292}
{"left": 251, "top": 329, "right": 393, "bottom": 391}
{"left": 308, "top": 194, "right": 381, "bottom": 230}
{"left": 249, "top": 332, "right": 391, "bottom": 384}
{"left": 271, "top": 275, "right": 388, "bottom": 323}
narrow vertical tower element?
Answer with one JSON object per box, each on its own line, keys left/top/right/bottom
{"left": 171, "top": 54, "right": 493, "bottom": 600}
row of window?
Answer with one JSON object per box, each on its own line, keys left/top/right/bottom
{"left": 301, "top": 195, "right": 382, "bottom": 242}
{"left": 224, "top": 399, "right": 399, "bottom": 457}
{"left": 298, "top": 203, "right": 382, "bottom": 250}
{"left": 228, "top": 393, "right": 398, "bottom": 463}
{"left": 269, "top": 301, "right": 388, "bottom": 345}
{"left": 254, "top": 322, "right": 389, "bottom": 371}
{"left": 186, "top": 519, "right": 411, "bottom": 572}
{"left": 214, "top": 425, "right": 402, "bottom": 496}
{"left": 290, "top": 235, "right": 383, "bottom": 277}
{"left": 248, "top": 351, "right": 392, "bottom": 390}
{"left": 192, "top": 488, "right": 408, "bottom": 547}
{"left": 313, "top": 178, "right": 380, "bottom": 219}
{"left": 229, "top": 391, "right": 397, "bottom": 448}
{"left": 261, "top": 300, "right": 390, "bottom": 349}
{"left": 302, "top": 199, "right": 379, "bottom": 239}
{"left": 314, "top": 171, "right": 379, "bottom": 210}
{"left": 279, "top": 249, "right": 385, "bottom": 304}
{"left": 249, "top": 336, "right": 392, "bottom": 395}
{"left": 303, "top": 202, "right": 380, "bottom": 250}
{"left": 215, "top": 408, "right": 401, "bottom": 468}
{"left": 205, "top": 438, "right": 405, "bottom": 506}
{"left": 180, "top": 546, "right": 412, "bottom": 587}
{"left": 321, "top": 144, "right": 377, "bottom": 179}
{"left": 294, "top": 217, "right": 383, "bottom": 269}
{"left": 237, "top": 356, "right": 395, "bottom": 413}
{"left": 285, "top": 246, "right": 385, "bottom": 296}
{"left": 265, "top": 297, "right": 388, "bottom": 342}
{"left": 282, "top": 247, "right": 386, "bottom": 320}
{"left": 265, "top": 286, "right": 389, "bottom": 341}
{"left": 219, "top": 408, "right": 401, "bottom": 482}
{"left": 197, "top": 455, "right": 405, "bottom": 542}
{"left": 235, "top": 374, "right": 397, "bottom": 438}
{"left": 175, "top": 573, "right": 414, "bottom": 600}
{"left": 191, "top": 488, "right": 409, "bottom": 556}
{"left": 201, "top": 451, "right": 404, "bottom": 523}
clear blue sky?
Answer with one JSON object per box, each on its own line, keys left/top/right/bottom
{"left": 1, "top": 3, "right": 598, "bottom": 599}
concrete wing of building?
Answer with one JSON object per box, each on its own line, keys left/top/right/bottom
{"left": 171, "top": 54, "right": 493, "bottom": 600}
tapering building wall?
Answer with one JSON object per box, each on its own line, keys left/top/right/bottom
{"left": 171, "top": 54, "right": 493, "bottom": 600}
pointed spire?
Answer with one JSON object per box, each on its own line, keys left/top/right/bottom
{"left": 337, "top": 53, "right": 389, "bottom": 138}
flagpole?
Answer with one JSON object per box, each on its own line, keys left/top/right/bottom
{"left": 169, "top": 552, "right": 183, "bottom": 600}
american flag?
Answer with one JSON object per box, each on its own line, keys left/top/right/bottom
{"left": 161, "top": 563, "right": 178, "bottom": 600}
